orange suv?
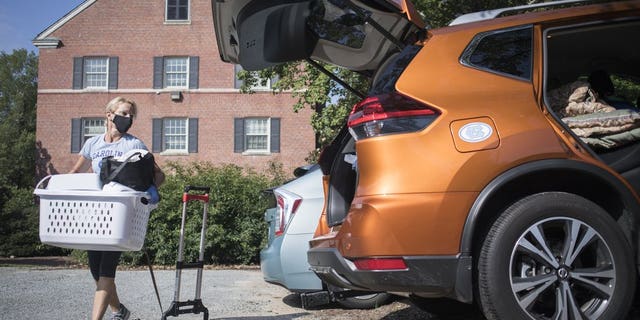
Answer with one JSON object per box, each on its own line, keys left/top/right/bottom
{"left": 214, "top": 0, "right": 640, "bottom": 318}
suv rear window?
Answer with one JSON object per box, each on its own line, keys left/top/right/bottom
{"left": 461, "top": 26, "right": 532, "bottom": 80}
{"left": 308, "top": 0, "right": 368, "bottom": 49}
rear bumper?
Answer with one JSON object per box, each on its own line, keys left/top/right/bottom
{"left": 307, "top": 247, "right": 473, "bottom": 303}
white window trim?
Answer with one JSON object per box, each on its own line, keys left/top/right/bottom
{"left": 83, "top": 57, "right": 109, "bottom": 89}
{"left": 164, "top": 57, "right": 190, "bottom": 89}
{"left": 251, "top": 78, "right": 272, "bottom": 91}
{"left": 161, "top": 117, "right": 189, "bottom": 154}
{"left": 242, "top": 117, "right": 271, "bottom": 154}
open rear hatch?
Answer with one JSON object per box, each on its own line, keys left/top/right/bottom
{"left": 212, "top": 0, "right": 425, "bottom": 72}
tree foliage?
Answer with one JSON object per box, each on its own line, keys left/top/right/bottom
{"left": 0, "top": 49, "right": 38, "bottom": 188}
{"left": 0, "top": 49, "right": 61, "bottom": 256}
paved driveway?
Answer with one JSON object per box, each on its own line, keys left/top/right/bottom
{"left": 0, "top": 261, "right": 638, "bottom": 319}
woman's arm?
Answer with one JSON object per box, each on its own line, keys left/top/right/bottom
{"left": 153, "top": 162, "right": 165, "bottom": 186}
{"left": 69, "top": 155, "right": 90, "bottom": 173}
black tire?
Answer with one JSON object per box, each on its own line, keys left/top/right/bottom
{"left": 478, "top": 192, "right": 636, "bottom": 320}
{"left": 336, "top": 292, "right": 393, "bottom": 309}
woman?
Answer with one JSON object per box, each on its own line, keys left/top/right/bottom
{"left": 69, "top": 96, "right": 164, "bottom": 320}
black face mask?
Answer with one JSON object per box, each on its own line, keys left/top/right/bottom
{"left": 112, "top": 114, "right": 133, "bottom": 133}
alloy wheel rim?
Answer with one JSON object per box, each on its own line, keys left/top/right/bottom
{"left": 509, "top": 216, "right": 615, "bottom": 319}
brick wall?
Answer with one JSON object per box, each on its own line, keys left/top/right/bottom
{"left": 36, "top": 0, "right": 315, "bottom": 177}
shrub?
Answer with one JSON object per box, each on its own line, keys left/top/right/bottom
{"left": 0, "top": 186, "right": 66, "bottom": 257}
{"left": 121, "top": 161, "right": 287, "bottom": 266}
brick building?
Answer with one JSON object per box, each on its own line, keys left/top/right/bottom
{"left": 33, "top": 0, "right": 315, "bottom": 178}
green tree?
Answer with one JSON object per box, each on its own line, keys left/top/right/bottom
{"left": 0, "top": 49, "right": 59, "bottom": 256}
{"left": 0, "top": 49, "right": 38, "bottom": 188}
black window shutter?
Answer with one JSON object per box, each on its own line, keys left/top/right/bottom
{"left": 234, "top": 64, "right": 243, "bottom": 89}
{"left": 108, "top": 56, "right": 118, "bottom": 90}
{"left": 270, "top": 118, "right": 280, "bottom": 153}
{"left": 153, "top": 57, "right": 164, "bottom": 89}
{"left": 71, "top": 118, "right": 82, "bottom": 153}
{"left": 188, "top": 118, "right": 198, "bottom": 153}
{"left": 189, "top": 56, "right": 199, "bottom": 89}
{"left": 152, "top": 118, "right": 163, "bottom": 153}
{"left": 234, "top": 118, "right": 244, "bottom": 153}
{"left": 72, "top": 57, "right": 84, "bottom": 89}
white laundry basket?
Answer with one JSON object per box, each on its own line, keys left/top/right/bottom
{"left": 34, "top": 174, "right": 156, "bottom": 251}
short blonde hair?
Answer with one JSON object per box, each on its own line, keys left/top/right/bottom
{"left": 105, "top": 97, "right": 137, "bottom": 118}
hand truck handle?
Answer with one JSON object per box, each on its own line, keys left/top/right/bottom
{"left": 184, "top": 185, "right": 210, "bottom": 193}
{"left": 183, "top": 185, "right": 210, "bottom": 203}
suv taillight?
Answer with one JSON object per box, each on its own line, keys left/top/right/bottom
{"left": 274, "top": 190, "right": 302, "bottom": 236}
{"left": 347, "top": 92, "right": 439, "bottom": 140}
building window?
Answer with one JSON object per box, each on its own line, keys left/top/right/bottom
{"left": 163, "top": 118, "right": 188, "bottom": 151}
{"left": 70, "top": 118, "right": 106, "bottom": 153}
{"left": 153, "top": 56, "right": 199, "bottom": 89}
{"left": 234, "top": 64, "right": 276, "bottom": 91}
{"left": 73, "top": 57, "right": 118, "bottom": 90}
{"left": 152, "top": 118, "right": 198, "bottom": 154}
{"left": 164, "top": 57, "right": 189, "bottom": 88}
{"left": 245, "top": 118, "right": 270, "bottom": 151}
{"left": 83, "top": 58, "right": 108, "bottom": 88}
{"left": 83, "top": 118, "right": 105, "bottom": 143}
{"left": 166, "top": 0, "right": 189, "bottom": 21}
{"left": 234, "top": 117, "right": 280, "bottom": 154}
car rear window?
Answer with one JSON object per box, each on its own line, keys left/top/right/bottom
{"left": 460, "top": 26, "right": 533, "bottom": 80}
{"left": 308, "top": 0, "right": 368, "bottom": 49}
{"left": 369, "top": 45, "right": 422, "bottom": 95}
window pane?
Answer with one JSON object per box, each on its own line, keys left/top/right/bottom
{"left": 308, "top": 0, "right": 367, "bottom": 49}
{"left": 167, "top": 0, "right": 189, "bottom": 20}
{"left": 244, "top": 118, "right": 269, "bottom": 151}
{"left": 462, "top": 27, "right": 532, "bottom": 80}
{"left": 246, "top": 136, "right": 268, "bottom": 150}
{"left": 163, "top": 118, "right": 187, "bottom": 151}
{"left": 83, "top": 118, "right": 105, "bottom": 143}
{"left": 164, "top": 57, "right": 188, "bottom": 88}
{"left": 83, "top": 57, "right": 108, "bottom": 88}
{"left": 234, "top": 64, "right": 274, "bottom": 90}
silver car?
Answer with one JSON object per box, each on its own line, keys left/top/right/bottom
{"left": 260, "top": 165, "right": 391, "bottom": 309}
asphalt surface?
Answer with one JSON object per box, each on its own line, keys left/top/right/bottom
{"left": 0, "top": 258, "right": 639, "bottom": 320}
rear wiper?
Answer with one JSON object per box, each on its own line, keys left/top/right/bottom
{"left": 328, "top": 0, "right": 405, "bottom": 50}
{"left": 306, "top": 58, "right": 366, "bottom": 99}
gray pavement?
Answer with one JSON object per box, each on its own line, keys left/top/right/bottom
{"left": 0, "top": 266, "right": 305, "bottom": 320}
{"left": 1, "top": 264, "right": 639, "bottom": 320}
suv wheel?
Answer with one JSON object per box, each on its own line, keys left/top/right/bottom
{"left": 478, "top": 192, "right": 636, "bottom": 320}
{"left": 336, "top": 292, "right": 393, "bottom": 309}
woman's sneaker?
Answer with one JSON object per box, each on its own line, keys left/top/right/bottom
{"left": 111, "top": 303, "right": 130, "bottom": 320}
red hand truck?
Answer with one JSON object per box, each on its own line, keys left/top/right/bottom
{"left": 162, "top": 185, "right": 211, "bottom": 320}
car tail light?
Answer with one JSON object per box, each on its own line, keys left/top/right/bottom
{"left": 274, "top": 189, "right": 302, "bottom": 236}
{"left": 353, "top": 258, "right": 408, "bottom": 270}
{"left": 347, "top": 92, "right": 439, "bottom": 140}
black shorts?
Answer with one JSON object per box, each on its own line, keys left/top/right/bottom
{"left": 88, "top": 250, "right": 122, "bottom": 281}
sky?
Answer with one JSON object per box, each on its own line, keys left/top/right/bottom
{"left": 0, "top": 0, "right": 85, "bottom": 54}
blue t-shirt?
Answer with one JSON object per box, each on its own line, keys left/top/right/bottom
{"left": 80, "top": 133, "right": 148, "bottom": 173}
